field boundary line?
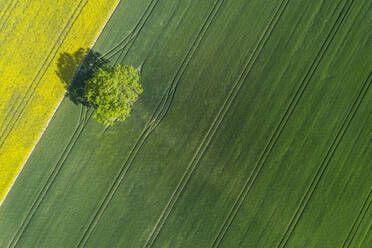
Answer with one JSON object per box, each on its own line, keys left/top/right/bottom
{"left": 0, "top": 0, "right": 87, "bottom": 149}
{"left": 7, "top": 108, "right": 93, "bottom": 248}
{"left": 75, "top": 1, "right": 225, "bottom": 247}
{"left": 102, "top": 0, "right": 159, "bottom": 61}
{"left": 276, "top": 69, "right": 371, "bottom": 248}
{"left": 0, "top": 0, "right": 87, "bottom": 209}
{"left": 2, "top": 1, "right": 123, "bottom": 246}
{"left": 210, "top": 0, "right": 356, "bottom": 247}
{"left": 0, "top": 0, "right": 121, "bottom": 209}
{"left": 0, "top": 94, "right": 65, "bottom": 208}
{"left": 87, "top": 0, "right": 123, "bottom": 56}
{"left": 102, "top": 0, "right": 157, "bottom": 57}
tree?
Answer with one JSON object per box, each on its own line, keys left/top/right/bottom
{"left": 85, "top": 64, "right": 143, "bottom": 126}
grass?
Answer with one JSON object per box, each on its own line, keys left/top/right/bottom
{"left": 0, "top": 0, "right": 118, "bottom": 202}
{"left": 0, "top": 0, "right": 371, "bottom": 247}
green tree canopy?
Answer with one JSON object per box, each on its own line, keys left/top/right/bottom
{"left": 85, "top": 64, "right": 143, "bottom": 126}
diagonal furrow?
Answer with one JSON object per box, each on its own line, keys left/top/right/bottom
{"left": 0, "top": 0, "right": 13, "bottom": 23}
{"left": 277, "top": 70, "right": 371, "bottom": 248}
{"left": 142, "top": 0, "right": 292, "bottom": 247}
{"left": 6, "top": 1, "right": 158, "bottom": 245}
{"left": 0, "top": 0, "right": 87, "bottom": 150}
{"left": 102, "top": 0, "right": 160, "bottom": 61}
{"left": 341, "top": 186, "right": 372, "bottom": 248}
{"left": 0, "top": 0, "right": 18, "bottom": 32}
{"left": 114, "top": 0, "right": 160, "bottom": 64}
{"left": 101, "top": 32, "right": 133, "bottom": 59}
{"left": 211, "top": 0, "right": 356, "bottom": 247}
{"left": 4, "top": 1, "right": 130, "bottom": 246}
{"left": 6, "top": 30, "right": 130, "bottom": 247}
{"left": 7, "top": 107, "right": 93, "bottom": 248}
{"left": 145, "top": 0, "right": 226, "bottom": 132}
{"left": 0, "top": 0, "right": 19, "bottom": 133}
{"left": 6, "top": 28, "right": 130, "bottom": 246}
{"left": 0, "top": 95, "right": 20, "bottom": 137}
{"left": 102, "top": 0, "right": 158, "bottom": 58}
{"left": 75, "top": 1, "right": 225, "bottom": 247}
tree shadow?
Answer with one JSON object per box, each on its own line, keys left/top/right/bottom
{"left": 56, "top": 48, "right": 109, "bottom": 105}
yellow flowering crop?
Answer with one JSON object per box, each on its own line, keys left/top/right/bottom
{"left": 0, "top": 0, "right": 119, "bottom": 202}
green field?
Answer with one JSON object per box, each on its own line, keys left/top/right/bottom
{"left": 0, "top": 0, "right": 371, "bottom": 247}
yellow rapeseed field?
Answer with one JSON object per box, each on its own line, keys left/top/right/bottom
{"left": 0, "top": 0, "right": 119, "bottom": 202}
